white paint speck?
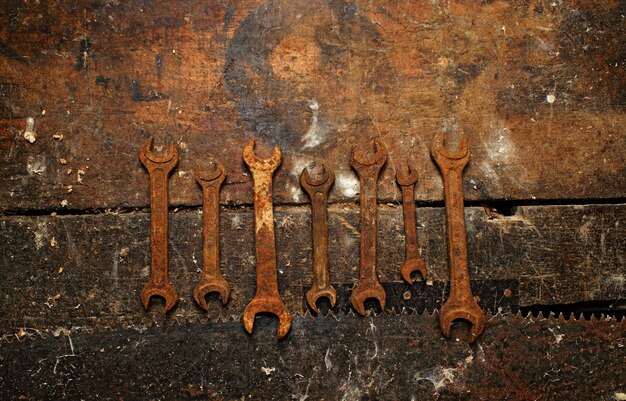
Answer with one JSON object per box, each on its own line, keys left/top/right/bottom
{"left": 23, "top": 117, "right": 36, "bottom": 143}
{"left": 546, "top": 94, "right": 556, "bottom": 104}
{"left": 324, "top": 348, "right": 332, "bottom": 371}
{"left": 27, "top": 156, "right": 47, "bottom": 175}
{"left": 261, "top": 366, "right": 276, "bottom": 375}
{"left": 291, "top": 186, "right": 302, "bottom": 202}
{"left": 301, "top": 100, "right": 329, "bottom": 149}
{"left": 335, "top": 171, "right": 359, "bottom": 198}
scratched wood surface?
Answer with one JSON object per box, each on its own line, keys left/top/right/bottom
{"left": 0, "top": 204, "right": 624, "bottom": 331}
{"left": 1, "top": 314, "right": 625, "bottom": 400}
{"left": 0, "top": 0, "right": 625, "bottom": 211}
{"left": 1, "top": 1, "right": 626, "bottom": 400}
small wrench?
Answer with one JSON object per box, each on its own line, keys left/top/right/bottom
{"left": 139, "top": 137, "right": 179, "bottom": 313}
{"left": 349, "top": 139, "right": 387, "bottom": 315}
{"left": 241, "top": 139, "right": 291, "bottom": 339}
{"left": 431, "top": 132, "right": 485, "bottom": 343}
{"left": 193, "top": 158, "right": 230, "bottom": 310}
{"left": 396, "top": 163, "right": 427, "bottom": 283}
{"left": 300, "top": 164, "right": 336, "bottom": 312}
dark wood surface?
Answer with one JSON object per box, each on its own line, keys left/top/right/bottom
{"left": 1, "top": 0, "right": 625, "bottom": 399}
{"left": 1, "top": 313, "right": 625, "bottom": 400}
{"left": 1, "top": 204, "right": 625, "bottom": 331}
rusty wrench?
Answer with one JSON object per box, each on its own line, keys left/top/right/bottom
{"left": 396, "top": 164, "right": 427, "bottom": 283}
{"left": 241, "top": 139, "right": 291, "bottom": 339}
{"left": 300, "top": 165, "right": 336, "bottom": 312}
{"left": 431, "top": 133, "right": 485, "bottom": 343}
{"left": 138, "top": 137, "right": 179, "bottom": 313}
{"left": 349, "top": 139, "right": 387, "bottom": 315}
{"left": 193, "top": 158, "right": 230, "bottom": 310}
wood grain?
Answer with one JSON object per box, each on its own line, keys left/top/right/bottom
{"left": 0, "top": 0, "right": 625, "bottom": 211}
{"left": 1, "top": 204, "right": 623, "bottom": 333}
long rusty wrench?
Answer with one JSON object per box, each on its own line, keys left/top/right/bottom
{"left": 431, "top": 133, "right": 485, "bottom": 343}
{"left": 349, "top": 139, "right": 387, "bottom": 315}
{"left": 193, "top": 158, "right": 230, "bottom": 310}
{"left": 139, "top": 137, "right": 179, "bottom": 313}
{"left": 241, "top": 139, "right": 291, "bottom": 339}
{"left": 300, "top": 165, "right": 336, "bottom": 312}
{"left": 396, "top": 164, "right": 427, "bottom": 283}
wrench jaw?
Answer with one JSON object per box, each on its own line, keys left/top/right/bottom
{"left": 430, "top": 133, "right": 470, "bottom": 172}
{"left": 395, "top": 163, "right": 418, "bottom": 187}
{"left": 242, "top": 139, "right": 282, "bottom": 172}
{"left": 139, "top": 137, "right": 179, "bottom": 171}
{"left": 349, "top": 281, "right": 387, "bottom": 316}
{"left": 194, "top": 158, "right": 226, "bottom": 187}
{"left": 306, "top": 286, "right": 337, "bottom": 313}
{"left": 241, "top": 297, "right": 292, "bottom": 339}
{"left": 401, "top": 258, "right": 428, "bottom": 284}
{"left": 350, "top": 139, "right": 387, "bottom": 170}
{"left": 300, "top": 165, "right": 334, "bottom": 194}
{"left": 141, "top": 281, "right": 178, "bottom": 314}
{"left": 439, "top": 299, "right": 486, "bottom": 344}
{"left": 193, "top": 276, "right": 230, "bottom": 310}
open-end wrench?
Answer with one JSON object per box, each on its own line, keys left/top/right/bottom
{"left": 241, "top": 139, "right": 291, "bottom": 339}
{"left": 349, "top": 139, "right": 387, "bottom": 315}
{"left": 193, "top": 158, "right": 230, "bottom": 310}
{"left": 138, "top": 137, "right": 179, "bottom": 313}
{"left": 431, "top": 132, "right": 485, "bottom": 343}
{"left": 396, "top": 163, "right": 427, "bottom": 283}
{"left": 300, "top": 164, "right": 336, "bottom": 312}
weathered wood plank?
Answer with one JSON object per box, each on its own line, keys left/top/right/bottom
{"left": 0, "top": 0, "right": 625, "bottom": 211}
{"left": 0, "top": 314, "right": 624, "bottom": 400}
{"left": 0, "top": 204, "right": 623, "bottom": 333}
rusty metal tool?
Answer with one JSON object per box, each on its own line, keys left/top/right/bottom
{"left": 396, "top": 163, "right": 428, "bottom": 283}
{"left": 300, "top": 164, "right": 336, "bottom": 312}
{"left": 431, "top": 132, "right": 485, "bottom": 343}
{"left": 241, "top": 139, "right": 291, "bottom": 339}
{"left": 193, "top": 158, "right": 230, "bottom": 310}
{"left": 349, "top": 139, "right": 387, "bottom": 315}
{"left": 138, "top": 137, "right": 179, "bottom": 313}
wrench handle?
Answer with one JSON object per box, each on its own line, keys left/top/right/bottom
{"left": 442, "top": 168, "right": 470, "bottom": 300}
{"left": 311, "top": 191, "right": 330, "bottom": 289}
{"left": 251, "top": 171, "right": 280, "bottom": 297}
{"left": 149, "top": 168, "right": 172, "bottom": 286}
{"left": 201, "top": 185, "right": 221, "bottom": 278}
{"left": 400, "top": 184, "right": 419, "bottom": 260}
{"left": 358, "top": 172, "right": 380, "bottom": 281}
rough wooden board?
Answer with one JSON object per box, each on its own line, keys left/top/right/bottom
{"left": 0, "top": 0, "right": 625, "bottom": 211}
{"left": 1, "top": 204, "right": 623, "bottom": 333}
{"left": 0, "top": 313, "right": 624, "bottom": 400}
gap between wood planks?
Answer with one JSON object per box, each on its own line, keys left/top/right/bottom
{"left": 1, "top": 197, "right": 626, "bottom": 217}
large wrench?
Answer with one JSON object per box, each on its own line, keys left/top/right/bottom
{"left": 300, "top": 164, "right": 336, "bottom": 312}
{"left": 139, "top": 137, "right": 179, "bottom": 313}
{"left": 241, "top": 139, "right": 291, "bottom": 339}
{"left": 396, "top": 163, "right": 427, "bottom": 283}
{"left": 349, "top": 139, "right": 387, "bottom": 315}
{"left": 193, "top": 158, "right": 230, "bottom": 310}
{"left": 431, "top": 132, "right": 485, "bottom": 343}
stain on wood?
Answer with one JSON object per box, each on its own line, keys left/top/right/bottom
{"left": 0, "top": 0, "right": 624, "bottom": 211}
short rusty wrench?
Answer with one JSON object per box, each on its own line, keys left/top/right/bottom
{"left": 193, "top": 158, "right": 230, "bottom": 310}
{"left": 241, "top": 139, "right": 291, "bottom": 339}
{"left": 396, "top": 163, "right": 427, "bottom": 283}
{"left": 431, "top": 132, "right": 485, "bottom": 343}
{"left": 349, "top": 139, "right": 387, "bottom": 315}
{"left": 138, "top": 137, "right": 179, "bottom": 313}
{"left": 300, "top": 164, "right": 336, "bottom": 312}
